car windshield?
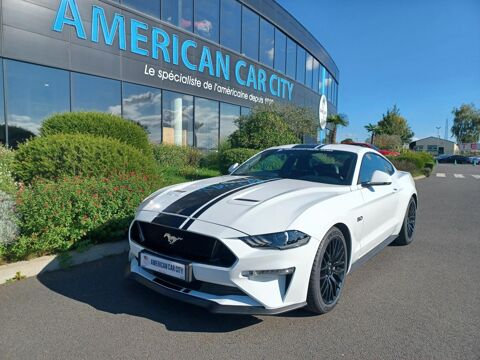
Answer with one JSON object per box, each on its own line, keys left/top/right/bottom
{"left": 232, "top": 149, "right": 358, "bottom": 185}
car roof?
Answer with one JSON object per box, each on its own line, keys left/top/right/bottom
{"left": 268, "top": 143, "right": 374, "bottom": 156}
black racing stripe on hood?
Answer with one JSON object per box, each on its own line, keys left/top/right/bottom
{"left": 163, "top": 177, "right": 270, "bottom": 217}
{"left": 152, "top": 213, "right": 186, "bottom": 228}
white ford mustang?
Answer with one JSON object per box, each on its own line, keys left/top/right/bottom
{"left": 127, "top": 144, "right": 418, "bottom": 314}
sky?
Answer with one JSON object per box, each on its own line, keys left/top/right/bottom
{"left": 277, "top": 0, "right": 480, "bottom": 142}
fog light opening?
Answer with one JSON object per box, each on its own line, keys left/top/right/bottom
{"left": 241, "top": 267, "right": 295, "bottom": 278}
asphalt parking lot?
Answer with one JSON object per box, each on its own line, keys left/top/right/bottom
{"left": 1, "top": 164, "right": 479, "bottom": 360}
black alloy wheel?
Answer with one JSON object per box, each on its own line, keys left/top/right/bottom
{"left": 392, "top": 197, "right": 417, "bottom": 246}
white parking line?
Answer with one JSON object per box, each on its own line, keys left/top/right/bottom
{"left": 436, "top": 173, "right": 446, "bottom": 177}
{"left": 454, "top": 174, "right": 465, "bottom": 179}
{"left": 472, "top": 175, "right": 480, "bottom": 179}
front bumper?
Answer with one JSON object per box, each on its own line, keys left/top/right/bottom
{"left": 126, "top": 258, "right": 306, "bottom": 315}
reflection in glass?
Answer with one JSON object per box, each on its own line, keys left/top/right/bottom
{"left": 220, "top": 103, "right": 240, "bottom": 141}
{"left": 122, "top": 0, "right": 161, "bottom": 19}
{"left": 195, "top": 98, "right": 219, "bottom": 150}
{"left": 162, "top": 91, "right": 193, "bottom": 146}
{"left": 71, "top": 73, "right": 121, "bottom": 114}
{"left": 162, "top": 0, "right": 193, "bottom": 32}
{"left": 5, "top": 60, "right": 70, "bottom": 147}
{"left": 319, "top": 65, "right": 326, "bottom": 94}
{"left": 305, "top": 53, "right": 314, "bottom": 89}
{"left": 286, "top": 37, "right": 296, "bottom": 79}
{"left": 241, "top": 106, "right": 251, "bottom": 117}
{"left": 259, "top": 19, "right": 274, "bottom": 68}
{"left": 194, "top": 0, "right": 219, "bottom": 42}
{"left": 0, "top": 59, "right": 5, "bottom": 145}
{"left": 122, "top": 83, "right": 162, "bottom": 143}
{"left": 312, "top": 59, "right": 320, "bottom": 93}
{"left": 220, "top": 0, "right": 241, "bottom": 52}
{"left": 296, "top": 46, "right": 306, "bottom": 84}
{"left": 241, "top": 6, "right": 259, "bottom": 61}
{"left": 274, "top": 29, "right": 286, "bottom": 74}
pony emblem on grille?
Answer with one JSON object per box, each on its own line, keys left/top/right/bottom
{"left": 164, "top": 233, "right": 183, "bottom": 245}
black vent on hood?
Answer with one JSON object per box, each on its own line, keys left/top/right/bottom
{"left": 130, "top": 221, "right": 237, "bottom": 268}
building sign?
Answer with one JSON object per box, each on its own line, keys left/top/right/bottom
{"left": 319, "top": 95, "right": 328, "bottom": 129}
{"left": 52, "top": 0, "right": 296, "bottom": 106}
{"left": 459, "top": 143, "right": 480, "bottom": 152}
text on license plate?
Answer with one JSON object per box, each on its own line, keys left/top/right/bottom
{"left": 140, "top": 253, "right": 186, "bottom": 280}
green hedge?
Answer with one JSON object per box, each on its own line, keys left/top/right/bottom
{"left": 13, "top": 134, "right": 156, "bottom": 183}
{"left": 388, "top": 150, "right": 435, "bottom": 177}
{"left": 3, "top": 173, "right": 163, "bottom": 261}
{"left": 152, "top": 144, "right": 202, "bottom": 168}
{"left": 41, "top": 112, "right": 151, "bottom": 153}
{"left": 218, "top": 148, "right": 258, "bottom": 174}
{"left": 0, "top": 145, "right": 16, "bottom": 195}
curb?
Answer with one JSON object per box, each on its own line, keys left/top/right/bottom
{"left": 0, "top": 240, "right": 129, "bottom": 284}
{"left": 413, "top": 175, "right": 426, "bottom": 181}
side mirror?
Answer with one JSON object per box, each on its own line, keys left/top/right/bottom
{"left": 362, "top": 170, "right": 392, "bottom": 187}
{"left": 228, "top": 163, "right": 239, "bottom": 174}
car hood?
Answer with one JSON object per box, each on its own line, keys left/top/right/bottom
{"left": 140, "top": 176, "right": 350, "bottom": 235}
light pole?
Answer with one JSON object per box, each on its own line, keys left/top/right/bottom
{"left": 436, "top": 126, "right": 441, "bottom": 156}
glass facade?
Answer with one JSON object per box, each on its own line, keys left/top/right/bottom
{"left": 220, "top": 0, "right": 241, "bottom": 53}
{"left": 122, "top": 83, "right": 162, "bottom": 143}
{"left": 194, "top": 0, "right": 220, "bottom": 43}
{"left": 220, "top": 102, "right": 240, "bottom": 141}
{"left": 162, "top": 91, "right": 194, "bottom": 146}
{"left": 305, "top": 52, "right": 314, "bottom": 89}
{"left": 5, "top": 60, "right": 70, "bottom": 147}
{"left": 241, "top": 6, "right": 259, "bottom": 61}
{"left": 0, "top": 59, "right": 5, "bottom": 145}
{"left": 122, "top": 0, "right": 161, "bottom": 19}
{"left": 71, "top": 73, "right": 121, "bottom": 114}
{"left": 286, "top": 37, "right": 297, "bottom": 79}
{"left": 274, "top": 29, "right": 287, "bottom": 74}
{"left": 195, "top": 98, "right": 219, "bottom": 150}
{"left": 259, "top": 19, "right": 274, "bottom": 68}
{"left": 162, "top": 0, "right": 193, "bottom": 32}
{"left": 296, "top": 46, "right": 306, "bottom": 84}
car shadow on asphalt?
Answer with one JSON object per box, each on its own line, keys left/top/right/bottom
{"left": 37, "top": 254, "right": 262, "bottom": 333}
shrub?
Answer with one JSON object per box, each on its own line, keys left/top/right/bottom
{"left": 40, "top": 112, "right": 151, "bottom": 153}
{"left": 0, "top": 191, "right": 19, "bottom": 248}
{"left": 218, "top": 148, "right": 259, "bottom": 174}
{"left": 0, "top": 145, "right": 16, "bottom": 195}
{"left": 374, "top": 134, "right": 403, "bottom": 151}
{"left": 152, "top": 144, "right": 202, "bottom": 168}
{"left": 13, "top": 134, "right": 156, "bottom": 183}
{"left": 229, "top": 110, "right": 299, "bottom": 149}
{"left": 395, "top": 150, "right": 434, "bottom": 170}
{"left": 3, "top": 173, "right": 164, "bottom": 261}
{"left": 389, "top": 158, "right": 418, "bottom": 174}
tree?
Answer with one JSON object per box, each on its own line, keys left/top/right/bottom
{"left": 374, "top": 134, "right": 402, "bottom": 151}
{"left": 341, "top": 138, "right": 354, "bottom": 143}
{"left": 364, "top": 123, "right": 379, "bottom": 144}
{"left": 253, "top": 103, "right": 317, "bottom": 140}
{"left": 376, "top": 105, "right": 414, "bottom": 143}
{"left": 229, "top": 110, "right": 299, "bottom": 149}
{"left": 326, "top": 113, "right": 349, "bottom": 144}
{"left": 451, "top": 103, "right": 480, "bottom": 143}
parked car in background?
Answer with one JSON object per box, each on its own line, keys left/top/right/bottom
{"left": 435, "top": 154, "right": 450, "bottom": 161}
{"left": 468, "top": 156, "right": 480, "bottom": 165}
{"left": 340, "top": 141, "right": 401, "bottom": 156}
{"left": 437, "top": 155, "right": 472, "bottom": 164}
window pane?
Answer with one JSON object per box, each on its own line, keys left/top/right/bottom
{"left": 286, "top": 37, "right": 296, "bottom": 79}
{"left": 122, "top": 83, "right": 162, "bottom": 143}
{"left": 241, "top": 6, "right": 259, "bottom": 61}
{"left": 259, "top": 19, "right": 274, "bottom": 67}
{"left": 220, "top": 102, "right": 240, "bottom": 141}
{"left": 0, "top": 59, "right": 5, "bottom": 145}
{"left": 312, "top": 59, "right": 320, "bottom": 93}
{"left": 296, "top": 47, "right": 305, "bottom": 84}
{"left": 5, "top": 60, "right": 70, "bottom": 147}
{"left": 162, "top": 0, "right": 193, "bottom": 32}
{"left": 274, "top": 29, "right": 286, "bottom": 74}
{"left": 194, "top": 0, "right": 219, "bottom": 42}
{"left": 220, "top": 0, "right": 241, "bottom": 52}
{"left": 359, "top": 153, "right": 392, "bottom": 183}
{"left": 122, "top": 0, "right": 160, "bottom": 19}
{"left": 305, "top": 52, "right": 314, "bottom": 89}
{"left": 195, "top": 98, "right": 218, "bottom": 149}
{"left": 241, "top": 106, "right": 251, "bottom": 116}
{"left": 162, "top": 90, "right": 194, "bottom": 146}
{"left": 72, "top": 73, "right": 121, "bottom": 114}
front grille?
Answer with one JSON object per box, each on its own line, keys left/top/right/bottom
{"left": 130, "top": 220, "right": 237, "bottom": 268}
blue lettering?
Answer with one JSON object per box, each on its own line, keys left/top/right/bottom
{"left": 52, "top": 0, "right": 86, "bottom": 39}
{"left": 246, "top": 65, "right": 257, "bottom": 90}
{"left": 172, "top": 34, "right": 179, "bottom": 65}
{"left": 91, "top": 6, "right": 126, "bottom": 50}
{"left": 152, "top": 27, "right": 170, "bottom": 62}
{"left": 181, "top": 40, "right": 197, "bottom": 70}
{"left": 215, "top": 51, "right": 230, "bottom": 80}
{"left": 235, "top": 61, "right": 246, "bottom": 85}
{"left": 269, "top": 74, "right": 278, "bottom": 96}
{"left": 258, "top": 69, "right": 266, "bottom": 92}
{"left": 198, "top": 46, "right": 214, "bottom": 76}
{"left": 287, "top": 81, "right": 294, "bottom": 101}
{"left": 131, "top": 19, "right": 149, "bottom": 56}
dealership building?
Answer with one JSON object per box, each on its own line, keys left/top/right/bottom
{"left": 0, "top": 0, "right": 339, "bottom": 148}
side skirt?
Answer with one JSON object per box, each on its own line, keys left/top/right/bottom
{"left": 349, "top": 235, "right": 398, "bottom": 273}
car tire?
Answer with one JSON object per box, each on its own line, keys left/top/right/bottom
{"left": 306, "top": 227, "right": 347, "bottom": 314}
{"left": 392, "top": 197, "right": 417, "bottom": 246}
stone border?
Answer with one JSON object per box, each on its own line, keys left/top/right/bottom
{"left": 0, "top": 240, "right": 128, "bottom": 284}
{"left": 413, "top": 175, "right": 426, "bottom": 180}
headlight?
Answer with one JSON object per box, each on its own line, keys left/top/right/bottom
{"left": 238, "top": 230, "right": 310, "bottom": 250}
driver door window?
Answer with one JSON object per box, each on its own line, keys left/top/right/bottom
{"left": 359, "top": 153, "right": 394, "bottom": 184}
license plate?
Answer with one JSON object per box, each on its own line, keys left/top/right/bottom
{"left": 140, "top": 252, "right": 190, "bottom": 281}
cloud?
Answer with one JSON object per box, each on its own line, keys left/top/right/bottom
{"left": 8, "top": 114, "right": 40, "bottom": 134}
